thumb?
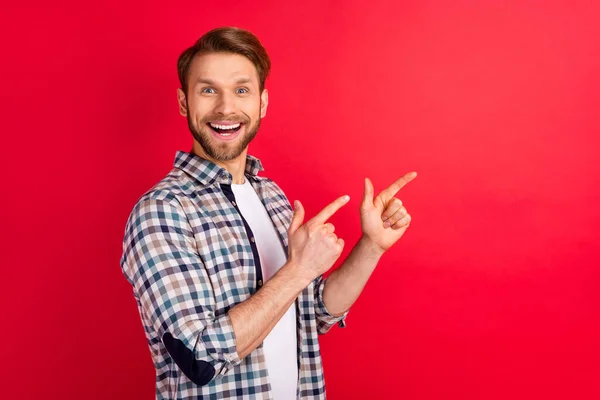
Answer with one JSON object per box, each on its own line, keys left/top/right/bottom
{"left": 362, "top": 177, "right": 374, "bottom": 209}
{"left": 288, "top": 200, "right": 305, "bottom": 235}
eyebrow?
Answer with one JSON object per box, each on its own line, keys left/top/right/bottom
{"left": 196, "top": 78, "right": 214, "bottom": 85}
{"left": 196, "top": 77, "right": 253, "bottom": 85}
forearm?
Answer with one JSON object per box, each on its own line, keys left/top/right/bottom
{"left": 322, "top": 236, "right": 384, "bottom": 316}
{"left": 229, "top": 261, "right": 311, "bottom": 359}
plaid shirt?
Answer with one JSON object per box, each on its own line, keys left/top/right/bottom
{"left": 120, "top": 150, "right": 348, "bottom": 399}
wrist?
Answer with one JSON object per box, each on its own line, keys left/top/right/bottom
{"left": 280, "top": 259, "right": 315, "bottom": 288}
{"left": 358, "top": 235, "right": 386, "bottom": 258}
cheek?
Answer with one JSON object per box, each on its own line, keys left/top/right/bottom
{"left": 235, "top": 106, "right": 258, "bottom": 122}
{"left": 188, "top": 95, "right": 212, "bottom": 111}
{"left": 188, "top": 104, "right": 212, "bottom": 123}
{"left": 249, "top": 99, "right": 263, "bottom": 119}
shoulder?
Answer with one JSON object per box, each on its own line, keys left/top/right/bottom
{"left": 124, "top": 168, "right": 198, "bottom": 231}
{"left": 140, "top": 168, "right": 196, "bottom": 204}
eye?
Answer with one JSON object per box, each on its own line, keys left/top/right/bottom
{"left": 202, "top": 88, "right": 216, "bottom": 94}
{"left": 236, "top": 88, "right": 249, "bottom": 94}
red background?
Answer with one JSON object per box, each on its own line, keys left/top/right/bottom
{"left": 1, "top": 1, "right": 599, "bottom": 399}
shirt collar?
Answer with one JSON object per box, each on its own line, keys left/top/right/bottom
{"left": 173, "top": 150, "right": 265, "bottom": 186}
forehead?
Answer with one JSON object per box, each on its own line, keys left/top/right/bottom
{"left": 189, "top": 52, "right": 259, "bottom": 85}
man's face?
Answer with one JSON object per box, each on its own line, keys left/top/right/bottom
{"left": 177, "top": 52, "right": 268, "bottom": 162}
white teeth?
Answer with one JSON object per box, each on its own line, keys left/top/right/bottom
{"left": 210, "top": 122, "right": 240, "bottom": 130}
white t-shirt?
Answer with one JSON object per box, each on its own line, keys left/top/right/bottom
{"left": 231, "top": 178, "right": 298, "bottom": 399}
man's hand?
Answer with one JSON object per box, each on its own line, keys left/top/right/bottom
{"left": 230, "top": 195, "right": 349, "bottom": 359}
{"left": 286, "top": 195, "right": 350, "bottom": 282}
{"left": 360, "top": 172, "right": 417, "bottom": 253}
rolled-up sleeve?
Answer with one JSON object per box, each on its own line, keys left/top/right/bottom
{"left": 120, "top": 197, "right": 241, "bottom": 385}
{"left": 313, "top": 275, "right": 349, "bottom": 334}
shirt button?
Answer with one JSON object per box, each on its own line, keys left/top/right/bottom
{"left": 250, "top": 237, "right": 255, "bottom": 243}
{"left": 232, "top": 201, "right": 237, "bottom": 207}
{"left": 258, "top": 280, "right": 263, "bottom": 286}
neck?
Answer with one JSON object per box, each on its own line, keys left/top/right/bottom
{"left": 191, "top": 142, "right": 248, "bottom": 184}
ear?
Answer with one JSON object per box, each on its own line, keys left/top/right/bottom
{"left": 177, "top": 88, "right": 188, "bottom": 117}
{"left": 260, "top": 88, "right": 269, "bottom": 118}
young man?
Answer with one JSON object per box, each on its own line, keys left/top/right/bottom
{"left": 120, "top": 26, "right": 416, "bottom": 399}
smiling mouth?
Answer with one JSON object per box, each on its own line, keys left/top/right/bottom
{"left": 207, "top": 122, "right": 243, "bottom": 136}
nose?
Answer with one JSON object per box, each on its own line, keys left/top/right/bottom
{"left": 213, "top": 91, "right": 237, "bottom": 116}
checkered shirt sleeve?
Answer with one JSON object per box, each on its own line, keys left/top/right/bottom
{"left": 313, "top": 275, "right": 349, "bottom": 333}
{"left": 121, "top": 195, "right": 242, "bottom": 381}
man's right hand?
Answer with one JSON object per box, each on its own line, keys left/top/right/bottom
{"left": 286, "top": 195, "right": 350, "bottom": 282}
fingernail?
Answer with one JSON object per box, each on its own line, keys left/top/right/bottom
{"left": 382, "top": 216, "right": 388, "bottom": 222}
{"left": 384, "top": 221, "right": 391, "bottom": 228}
{"left": 343, "top": 195, "right": 350, "bottom": 201}
{"left": 294, "top": 200, "right": 299, "bottom": 209}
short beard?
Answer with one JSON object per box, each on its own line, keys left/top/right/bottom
{"left": 187, "top": 106, "right": 261, "bottom": 162}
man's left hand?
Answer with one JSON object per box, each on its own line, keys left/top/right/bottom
{"left": 360, "top": 172, "right": 417, "bottom": 253}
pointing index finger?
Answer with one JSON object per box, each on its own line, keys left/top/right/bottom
{"left": 379, "top": 172, "right": 417, "bottom": 199}
{"left": 310, "top": 195, "right": 350, "bottom": 225}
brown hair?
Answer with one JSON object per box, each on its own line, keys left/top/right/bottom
{"left": 177, "top": 26, "right": 271, "bottom": 96}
